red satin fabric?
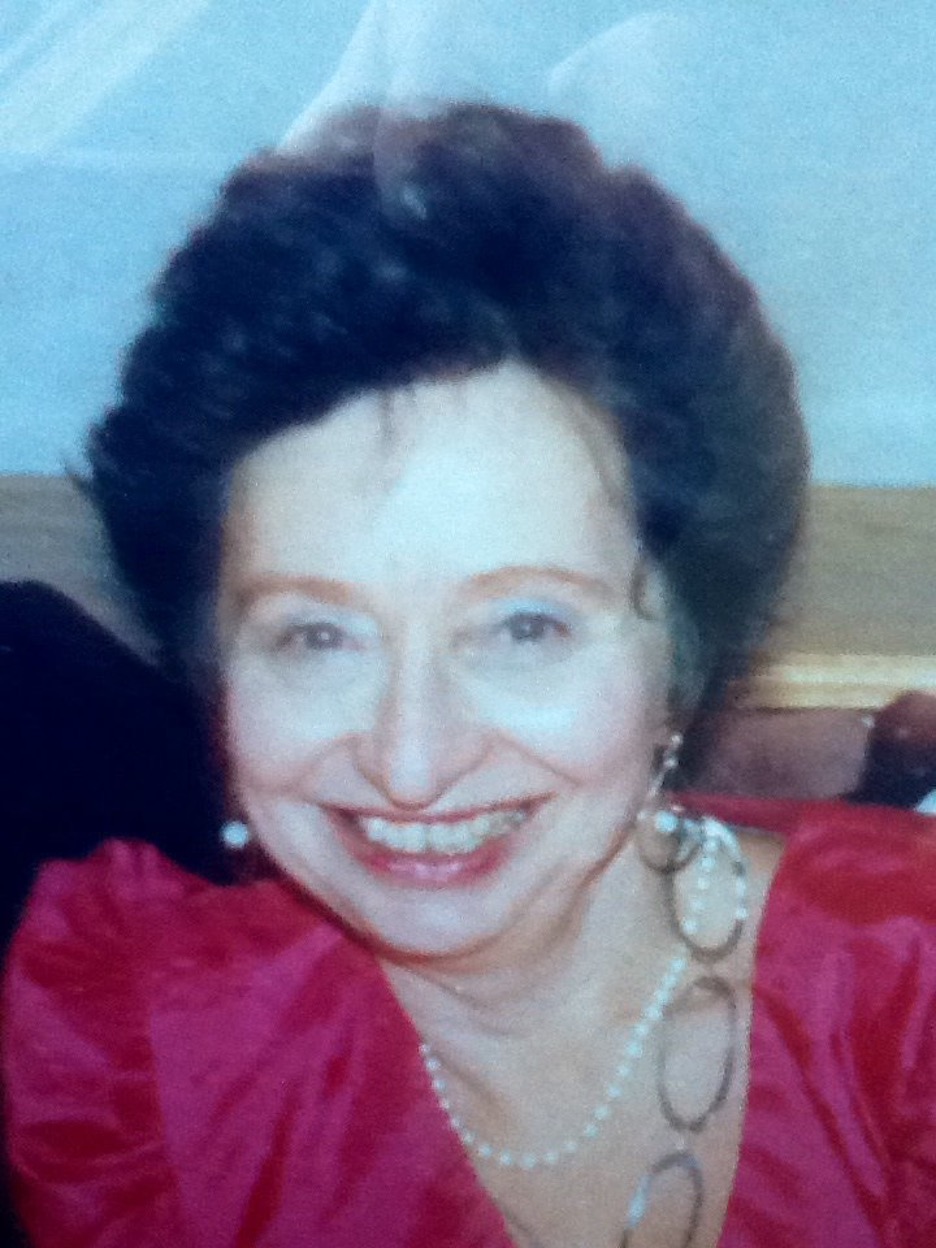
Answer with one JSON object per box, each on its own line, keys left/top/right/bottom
{"left": 3, "top": 798, "right": 936, "bottom": 1247}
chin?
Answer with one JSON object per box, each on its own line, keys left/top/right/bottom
{"left": 319, "top": 867, "right": 536, "bottom": 965}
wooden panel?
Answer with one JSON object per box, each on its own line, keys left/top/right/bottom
{"left": 2, "top": 476, "right": 935, "bottom": 705}
{"left": 0, "top": 473, "right": 156, "bottom": 659}
{"left": 746, "top": 487, "right": 936, "bottom": 708}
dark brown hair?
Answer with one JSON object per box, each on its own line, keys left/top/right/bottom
{"left": 87, "top": 103, "right": 807, "bottom": 717}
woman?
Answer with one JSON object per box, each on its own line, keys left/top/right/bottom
{"left": 4, "top": 104, "right": 935, "bottom": 1248}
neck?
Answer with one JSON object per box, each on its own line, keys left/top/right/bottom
{"left": 380, "top": 841, "right": 671, "bottom": 1049}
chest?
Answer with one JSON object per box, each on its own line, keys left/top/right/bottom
{"left": 147, "top": 886, "right": 906, "bottom": 1248}
{"left": 476, "top": 995, "right": 751, "bottom": 1248}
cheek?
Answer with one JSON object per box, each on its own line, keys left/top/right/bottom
{"left": 471, "top": 646, "right": 669, "bottom": 781}
{"left": 223, "top": 665, "right": 365, "bottom": 790}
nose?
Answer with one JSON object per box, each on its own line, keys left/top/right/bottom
{"left": 352, "top": 646, "right": 487, "bottom": 809}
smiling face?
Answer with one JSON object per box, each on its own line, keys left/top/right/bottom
{"left": 220, "top": 362, "right": 673, "bottom": 962}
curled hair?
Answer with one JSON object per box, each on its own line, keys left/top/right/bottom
{"left": 88, "top": 103, "right": 807, "bottom": 716}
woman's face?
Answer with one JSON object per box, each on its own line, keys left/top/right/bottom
{"left": 220, "top": 362, "right": 672, "bottom": 961}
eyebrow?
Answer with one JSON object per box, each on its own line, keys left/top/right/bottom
{"left": 232, "top": 575, "right": 366, "bottom": 615}
{"left": 462, "top": 566, "right": 618, "bottom": 603}
{"left": 231, "top": 565, "right": 620, "bottom": 618}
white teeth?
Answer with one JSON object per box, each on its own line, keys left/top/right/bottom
{"left": 357, "top": 809, "right": 526, "bottom": 855}
{"left": 428, "top": 822, "right": 479, "bottom": 852}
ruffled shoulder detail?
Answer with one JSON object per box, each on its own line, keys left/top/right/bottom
{"left": 2, "top": 842, "right": 197, "bottom": 1247}
{"left": 3, "top": 842, "right": 496, "bottom": 1248}
{"left": 2, "top": 841, "right": 345, "bottom": 1248}
{"left": 710, "top": 797, "right": 936, "bottom": 1246}
{"left": 690, "top": 791, "right": 936, "bottom": 920}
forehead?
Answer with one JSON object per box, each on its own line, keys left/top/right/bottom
{"left": 224, "top": 363, "right": 637, "bottom": 585}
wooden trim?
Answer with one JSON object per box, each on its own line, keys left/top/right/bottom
{"left": 744, "top": 654, "right": 936, "bottom": 710}
{"left": 748, "top": 486, "right": 936, "bottom": 708}
{"left": 3, "top": 476, "right": 935, "bottom": 705}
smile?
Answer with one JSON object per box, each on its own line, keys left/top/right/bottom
{"left": 356, "top": 808, "right": 528, "bottom": 855}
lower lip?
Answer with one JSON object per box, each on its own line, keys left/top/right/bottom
{"left": 330, "top": 811, "right": 524, "bottom": 889}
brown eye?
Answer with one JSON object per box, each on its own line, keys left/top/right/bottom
{"left": 503, "top": 612, "right": 565, "bottom": 644}
{"left": 454, "top": 602, "right": 580, "bottom": 673}
{"left": 281, "top": 622, "right": 347, "bottom": 652}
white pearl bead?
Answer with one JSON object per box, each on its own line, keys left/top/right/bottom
{"left": 220, "top": 820, "right": 250, "bottom": 850}
{"left": 654, "top": 809, "right": 680, "bottom": 835}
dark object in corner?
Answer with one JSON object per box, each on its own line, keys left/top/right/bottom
{"left": 849, "top": 691, "right": 936, "bottom": 808}
{"left": 0, "top": 581, "right": 230, "bottom": 1246}
{"left": 0, "top": 581, "right": 229, "bottom": 943}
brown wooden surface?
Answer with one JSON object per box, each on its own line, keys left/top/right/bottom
{"left": 2, "top": 476, "right": 935, "bottom": 705}
{"left": 746, "top": 486, "right": 936, "bottom": 708}
{"left": 0, "top": 473, "right": 156, "bottom": 659}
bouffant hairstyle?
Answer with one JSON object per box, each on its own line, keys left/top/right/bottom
{"left": 87, "top": 103, "right": 807, "bottom": 718}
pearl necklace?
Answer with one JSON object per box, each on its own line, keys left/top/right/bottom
{"left": 418, "top": 817, "right": 722, "bottom": 1171}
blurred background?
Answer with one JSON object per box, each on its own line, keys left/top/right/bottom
{"left": 2, "top": 0, "right": 934, "bottom": 481}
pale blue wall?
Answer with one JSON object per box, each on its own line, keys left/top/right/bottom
{"left": 2, "top": 1, "right": 933, "bottom": 481}
{"left": 1, "top": 0, "right": 364, "bottom": 470}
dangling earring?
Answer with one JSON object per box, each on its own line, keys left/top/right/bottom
{"left": 649, "top": 731, "right": 683, "bottom": 802}
{"left": 658, "top": 813, "right": 748, "bottom": 962}
{"left": 220, "top": 819, "right": 251, "bottom": 850}
{"left": 636, "top": 729, "right": 749, "bottom": 957}
{"left": 634, "top": 732, "right": 698, "bottom": 873}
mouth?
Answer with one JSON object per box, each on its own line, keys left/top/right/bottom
{"left": 354, "top": 806, "right": 528, "bottom": 854}
{"left": 324, "top": 801, "right": 541, "bottom": 884}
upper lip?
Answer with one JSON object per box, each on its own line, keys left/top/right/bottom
{"left": 325, "top": 797, "right": 547, "bottom": 825}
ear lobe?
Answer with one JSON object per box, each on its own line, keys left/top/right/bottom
{"left": 631, "top": 555, "right": 670, "bottom": 624}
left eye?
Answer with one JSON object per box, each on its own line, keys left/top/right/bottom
{"left": 500, "top": 611, "right": 569, "bottom": 644}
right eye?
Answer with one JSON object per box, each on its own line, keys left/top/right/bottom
{"left": 275, "top": 621, "right": 350, "bottom": 655}
{"left": 231, "top": 598, "right": 380, "bottom": 686}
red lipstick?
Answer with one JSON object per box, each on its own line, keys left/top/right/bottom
{"left": 325, "top": 801, "right": 538, "bottom": 889}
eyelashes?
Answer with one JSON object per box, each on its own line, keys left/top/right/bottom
{"left": 453, "top": 602, "right": 583, "bottom": 671}
{"left": 256, "top": 606, "right": 380, "bottom": 663}
{"left": 498, "top": 609, "right": 573, "bottom": 645}
{"left": 275, "top": 621, "right": 353, "bottom": 654}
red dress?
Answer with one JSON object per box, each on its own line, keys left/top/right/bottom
{"left": 3, "top": 797, "right": 936, "bottom": 1247}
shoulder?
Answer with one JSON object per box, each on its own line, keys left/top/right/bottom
{"left": 9, "top": 838, "right": 340, "bottom": 960}
{"left": 717, "top": 797, "right": 936, "bottom": 1022}
{"left": 10, "top": 838, "right": 209, "bottom": 948}
{"left": 691, "top": 793, "right": 936, "bottom": 924}
{"left": 707, "top": 801, "right": 936, "bottom": 1245}
{"left": 4, "top": 839, "right": 373, "bottom": 1041}
{"left": 693, "top": 796, "right": 936, "bottom": 1111}
{"left": 2, "top": 841, "right": 389, "bottom": 1246}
